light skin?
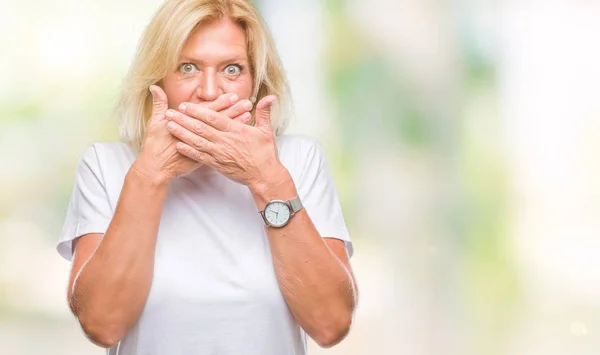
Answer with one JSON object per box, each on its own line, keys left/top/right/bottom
{"left": 68, "top": 19, "right": 357, "bottom": 349}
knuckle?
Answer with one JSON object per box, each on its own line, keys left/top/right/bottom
{"left": 194, "top": 151, "right": 206, "bottom": 161}
{"left": 206, "top": 112, "right": 218, "bottom": 123}
{"left": 193, "top": 139, "right": 204, "bottom": 150}
{"left": 153, "top": 101, "right": 165, "bottom": 112}
{"left": 193, "top": 122, "right": 205, "bottom": 134}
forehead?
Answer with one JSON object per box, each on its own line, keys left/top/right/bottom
{"left": 180, "top": 19, "right": 248, "bottom": 59}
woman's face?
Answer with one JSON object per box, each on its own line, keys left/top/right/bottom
{"left": 162, "top": 19, "right": 254, "bottom": 109}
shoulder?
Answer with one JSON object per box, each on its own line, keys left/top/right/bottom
{"left": 276, "top": 134, "right": 329, "bottom": 183}
{"left": 76, "top": 141, "right": 137, "bottom": 180}
{"left": 83, "top": 141, "right": 136, "bottom": 162}
{"left": 87, "top": 141, "right": 137, "bottom": 160}
{"left": 276, "top": 134, "right": 324, "bottom": 162}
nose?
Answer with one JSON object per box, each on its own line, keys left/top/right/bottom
{"left": 195, "top": 69, "right": 220, "bottom": 102}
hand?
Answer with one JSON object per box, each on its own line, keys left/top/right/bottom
{"left": 132, "top": 85, "right": 253, "bottom": 184}
{"left": 164, "top": 95, "right": 287, "bottom": 189}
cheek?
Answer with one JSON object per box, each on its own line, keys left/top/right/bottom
{"left": 223, "top": 75, "right": 253, "bottom": 99}
{"left": 162, "top": 76, "right": 198, "bottom": 109}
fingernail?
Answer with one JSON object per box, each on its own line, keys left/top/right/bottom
{"left": 243, "top": 101, "right": 253, "bottom": 110}
{"left": 179, "top": 103, "right": 187, "bottom": 112}
{"left": 230, "top": 94, "right": 239, "bottom": 103}
{"left": 165, "top": 110, "right": 175, "bottom": 118}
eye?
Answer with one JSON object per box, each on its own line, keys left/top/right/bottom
{"left": 179, "top": 63, "right": 198, "bottom": 74}
{"left": 224, "top": 64, "right": 242, "bottom": 76}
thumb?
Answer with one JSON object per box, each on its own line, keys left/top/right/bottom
{"left": 149, "top": 85, "right": 169, "bottom": 123}
{"left": 254, "top": 95, "right": 277, "bottom": 129}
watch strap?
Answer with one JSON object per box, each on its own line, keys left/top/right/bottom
{"left": 288, "top": 196, "right": 303, "bottom": 214}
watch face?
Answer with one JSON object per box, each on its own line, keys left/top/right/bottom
{"left": 264, "top": 201, "right": 291, "bottom": 227}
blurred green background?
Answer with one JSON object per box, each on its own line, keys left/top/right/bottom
{"left": 2, "top": 0, "right": 600, "bottom": 354}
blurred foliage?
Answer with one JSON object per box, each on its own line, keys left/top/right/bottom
{"left": 324, "top": 8, "right": 431, "bottom": 151}
{"left": 321, "top": 1, "right": 520, "bottom": 354}
{"left": 457, "top": 24, "right": 519, "bottom": 355}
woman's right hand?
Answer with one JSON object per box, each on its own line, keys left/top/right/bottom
{"left": 132, "top": 85, "right": 252, "bottom": 185}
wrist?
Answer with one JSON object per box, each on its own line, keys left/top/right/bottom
{"left": 249, "top": 165, "right": 297, "bottom": 209}
{"left": 130, "top": 159, "right": 173, "bottom": 187}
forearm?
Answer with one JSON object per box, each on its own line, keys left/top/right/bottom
{"left": 71, "top": 162, "right": 169, "bottom": 344}
{"left": 250, "top": 168, "right": 356, "bottom": 347}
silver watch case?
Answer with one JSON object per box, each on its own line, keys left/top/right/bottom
{"left": 259, "top": 196, "right": 303, "bottom": 228}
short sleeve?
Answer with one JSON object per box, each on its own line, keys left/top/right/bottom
{"left": 296, "top": 139, "right": 353, "bottom": 257}
{"left": 57, "top": 145, "right": 112, "bottom": 261}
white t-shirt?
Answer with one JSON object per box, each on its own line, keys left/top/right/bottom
{"left": 57, "top": 134, "right": 352, "bottom": 355}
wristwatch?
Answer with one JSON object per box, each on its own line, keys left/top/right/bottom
{"left": 259, "top": 196, "right": 304, "bottom": 228}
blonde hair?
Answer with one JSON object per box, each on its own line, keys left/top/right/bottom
{"left": 113, "top": 0, "right": 293, "bottom": 151}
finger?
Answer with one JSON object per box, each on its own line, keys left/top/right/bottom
{"left": 221, "top": 99, "right": 253, "bottom": 119}
{"left": 203, "top": 93, "right": 239, "bottom": 112}
{"left": 175, "top": 142, "right": 216, "bottom": 166}
{"left": 178, "top": 103, "right": 233, "bottom": 132}
{"left": 254, "top": 95, "right": 277, "bottom": 129}
{"left": 166, "top": 121, "right": 216, "bottom": 154}
{"left": 165, "top": 109, "right": 219, "bottom": 142}
{"left": 233, "top": 112, "right": 252, "bottom": 124}
{"left": 148, "top": 85, "right": 169, "bottom": 124}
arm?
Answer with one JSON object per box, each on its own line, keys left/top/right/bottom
{"left": 249, "top": 167, "right": 358, "bottom": 348}
{"left": 68, "top": 165, "right": 169, "bottom": 348}
{"left": 67, "top": 87, "right": 251, "bottom": 348}
{"left": 164, "top": 95, "right": 357, "bottom": 348}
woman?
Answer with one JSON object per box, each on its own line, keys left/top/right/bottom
{"left": 57, "top": 0, "right": 357, "bottom": 354}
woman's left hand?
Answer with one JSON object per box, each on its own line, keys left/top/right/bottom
{"left": 164, "top": 95, "right": 286, "bottom": 189}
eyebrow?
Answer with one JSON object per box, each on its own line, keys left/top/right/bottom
{"left": 179, "top": 55, "right": 249, "bottom": 66}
